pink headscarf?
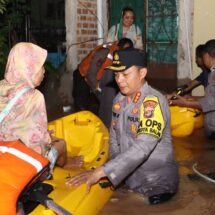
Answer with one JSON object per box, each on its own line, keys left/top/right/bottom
{"left": 0, "top": 42, "right": 47, "bottom": 110}
{"left": 0, "top": 42, "right": 50, "bottom": 155}
{"left": 5, "top": 42, "right": 47, "bottom": 88}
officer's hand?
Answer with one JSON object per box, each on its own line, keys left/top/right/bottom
{"left": 65, "top": 167, "right": 106, "bottom": 193}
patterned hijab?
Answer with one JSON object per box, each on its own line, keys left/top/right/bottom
{"left": 0, "top": 42, "right": 50, "bottom": 155}
{"left": 0, "top": 42, "right": 47, "bottom": 111}
{"left": 5, "top": 42, "right": 47, "bottom": 86}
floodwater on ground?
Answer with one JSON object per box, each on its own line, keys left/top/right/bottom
{"left": 47, "top": 105, "right": 215, "bottom": 215}
{"left": 99, "top": 129, "right": 215, "bottom": 215}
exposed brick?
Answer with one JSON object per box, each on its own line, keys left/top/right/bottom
{"left": 82, "top": 9, "right": 88, "bottom": 14}
{"left": 80, "top": 16, "right": 87, "bottom": 21}
{"left": 83, "top": 23, "right": 88, "bottom": 28}
{"left": 81, "top": 29, "right": 87, "bottom": 34}
{"left": 76, "top": 0, "right": 99, "bottom": 62}
{"left": 89, "top": 23, "right": 95, "bottom": 28}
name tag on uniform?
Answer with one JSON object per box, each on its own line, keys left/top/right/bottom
{"left": 137, "top": 96, "right": 164, "bottom": 138}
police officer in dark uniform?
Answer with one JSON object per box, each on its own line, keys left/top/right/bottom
{"left": 66, "top": 48, "right": 179, "bottom": 205}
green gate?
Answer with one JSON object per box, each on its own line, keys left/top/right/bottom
{"left": 108, "top": 0, "right": 178, "bottom": 64}
{"left": 147, "top": 0, "right": 178, "bottom": 63}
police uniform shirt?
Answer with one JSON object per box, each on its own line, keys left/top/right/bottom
{"left": 200, "top": 69, "right": 215, "bottom": 136}
{"left": 103, "top": 82, "right": 179, "bottom": 196}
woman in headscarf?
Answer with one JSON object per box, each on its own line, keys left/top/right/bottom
{"left": 106, "top": 7, "right": 143, "bottom": 49}
{"left": 0, "top": 42, "right": 83, "bottom": 169}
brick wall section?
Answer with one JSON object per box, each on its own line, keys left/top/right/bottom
{"left": 77, "top": 0, "right": 98, "bottom": 63}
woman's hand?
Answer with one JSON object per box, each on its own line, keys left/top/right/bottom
{"left": 65, "top": 167, "right": 106, "bottom": 193}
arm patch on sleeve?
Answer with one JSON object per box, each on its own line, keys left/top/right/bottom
{"left": 137, "top": 96, "right": 164, "bottom": 138}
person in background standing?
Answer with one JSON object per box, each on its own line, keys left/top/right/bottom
{"left": 106, "top": 7, "right": 143, "bottom": 49}
{"left": 95, "top": 38, "right": 134, "bottom": 128}
{"left": 75, "top": 38, "right": 134, "bottom": 128}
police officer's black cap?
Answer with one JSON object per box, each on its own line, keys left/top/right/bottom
{"left": 107, "top": 48, "right": 147, "bottom": 71}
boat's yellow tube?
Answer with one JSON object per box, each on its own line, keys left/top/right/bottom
{"left": 170, "top": 106, "right": 204, "bottom": 137}
{"left": 30, "top": 111, "right": 113, "bottom": 215}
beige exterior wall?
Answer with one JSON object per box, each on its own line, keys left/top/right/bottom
{"left": 177, "top": 0, "right": 194, "bottom": 81}
{"left": 192, "top": 0, "right": 215, "bottom": 95}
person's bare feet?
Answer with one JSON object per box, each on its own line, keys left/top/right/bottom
{"left": 64, "top": 156, "right": 84, "bottom": 168}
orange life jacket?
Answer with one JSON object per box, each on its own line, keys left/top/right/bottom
{"left": 0, "top": 140, "right": 49, "bottom": 215}
{"left": 96, "top": 43, "right": 118, "bottom": 81}
{"left": 79, "top": 44, "right": 104, "bottom": 77}
{"left": 78, "top": 42, "right": 118, "bottom": 81}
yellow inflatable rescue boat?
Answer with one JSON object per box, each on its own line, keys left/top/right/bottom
{"left": 0, "top": 111, "right": 113, "bottom": 215}
{"left": 170, "top": 106, "right": 204, "bottom": 137}
{"left": 169, "top": 85, "right": 204, "bottom": 137}
{"left": 32, "top": 111, "right": 113, "bottom": 215}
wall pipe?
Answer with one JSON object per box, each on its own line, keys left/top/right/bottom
{"left": 183, "top": 0, "right": 193, "bottom": 79}
{"left": 97, "top": 0, "right": 104, "bottom": 45}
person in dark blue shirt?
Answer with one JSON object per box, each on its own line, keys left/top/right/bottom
{"left": 185, "top": 44, "right": 210, "bottom": 92}
{"left": 168, "top": 44, "right": 210, "bottom": 98}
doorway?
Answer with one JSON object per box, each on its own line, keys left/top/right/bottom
{"left": 108, "top": 0, "right": 178, "bottom": 93}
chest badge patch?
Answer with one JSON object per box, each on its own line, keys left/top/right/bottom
{"left": 130, "top": 123, "right": 137, "bottom": 134}
{"left": 112, "top": 119, "right": 117, "bottom": 127}
{"left": 131, "top": 107, "right": 139, "bottom": 114}
{"left": 113, "top": 102, "right": 121, "bottom": 111}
